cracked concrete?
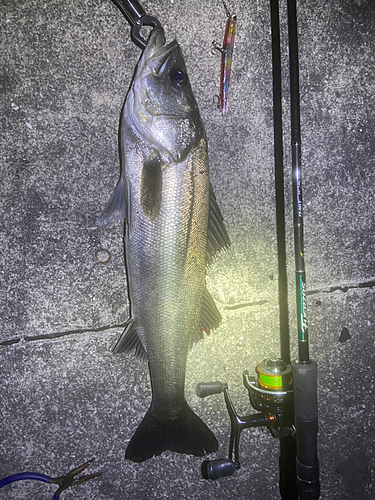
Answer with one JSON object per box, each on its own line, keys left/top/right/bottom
{"left": 1, "top": 0, "right": 374, "bottom": 499}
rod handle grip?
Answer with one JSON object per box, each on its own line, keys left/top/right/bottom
{"left": 292, "top": 360, "right": 320, "bottom": 499}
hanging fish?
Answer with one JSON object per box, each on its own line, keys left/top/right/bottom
{"left": 100, "top": 26, "right": 230, "bottom": 462}
{"left": 213, "top": 2, "right": 237, "bottom": 115}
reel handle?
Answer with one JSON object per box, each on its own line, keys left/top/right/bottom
{"left": 196, "top": 381, "right": 225, "bottom": 398}
{"left": 201, "top": 459, "right": 237, "bottom": 480}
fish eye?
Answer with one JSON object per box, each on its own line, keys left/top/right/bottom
{"left": 170, "top": 68, "right": 188, "bottom": 87}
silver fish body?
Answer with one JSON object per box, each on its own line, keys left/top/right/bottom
{"left": 100, "top": 27, "right": 229, "bottom": 462}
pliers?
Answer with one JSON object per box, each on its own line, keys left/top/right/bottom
{"left": 0, "top": 458, "right": 101, "bottom": 499}
{"left": 50, "top": 459, "right": 101, "bottom": 499}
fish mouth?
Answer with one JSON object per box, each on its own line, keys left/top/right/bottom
{"left": 130, "top": 28, "right": 188, "bottom": 118}
{"left": 133, "top": 26, "right": 183, "bottom": 118}
{"left": 139, "top": 26, "right": 179, "bottom": 77}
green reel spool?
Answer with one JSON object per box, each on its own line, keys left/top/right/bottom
{"left": 256, "top": 359, "right": 293, "bottom": 392}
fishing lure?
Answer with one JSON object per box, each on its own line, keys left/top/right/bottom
{"left": 213, "top": 2, "right": 237, "bottom": 115}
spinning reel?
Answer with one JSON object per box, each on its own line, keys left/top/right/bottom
{"left": 197, "top": 358, "right": 294, "bottom": 480}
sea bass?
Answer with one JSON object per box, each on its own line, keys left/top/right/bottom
{"left": 100, "top": 26, "right": 230, "bottom": 462}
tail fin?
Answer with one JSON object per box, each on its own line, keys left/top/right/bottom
{"left": 125, "top": 402, "right": 218, "bottom": 462}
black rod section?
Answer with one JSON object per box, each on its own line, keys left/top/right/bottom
{"left": 111, "top": 0, "right": 145, "bottom": 25}
{"left": 270, "top": 0, "right": 290, "bottom": 366}
{"left": 287, "top": 0, "right": 308, "bottom": 363}
{"left": 111, "top": 0, "right": 161, "bottom": 49}
{"left": 270, "top": 4, "right": 297, "bottom": 498}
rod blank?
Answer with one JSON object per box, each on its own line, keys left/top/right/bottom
{"left": 287, "top": 1, "right": 320, "bottom": 498}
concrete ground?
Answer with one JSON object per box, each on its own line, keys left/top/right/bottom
{"left": 1, "top": 0, "right": 374, "bottom": 499}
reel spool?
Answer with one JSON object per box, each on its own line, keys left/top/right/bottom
{"left": 243, "top": 359, "right": 294, "bottom": 431}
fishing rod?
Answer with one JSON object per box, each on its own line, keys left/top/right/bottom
{"left": 197, "top": 4, "right": 297, "bottom": 497}
{"left": 287, "top": 0, "right": 320, "bottom": 497}
{"left": 270, "top": 0, "right": 297, "bottom": 496}
{"left": 271, "top": 0, "right": 290, "bottom": 368}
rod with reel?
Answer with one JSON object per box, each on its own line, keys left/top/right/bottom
{"left": 197, "top": 1, "right": 320, "bottom": 498}
{"left": 270, "top": 0, "right": 298, "bottom": 496}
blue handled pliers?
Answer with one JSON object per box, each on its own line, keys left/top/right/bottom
{"left": 0, "top": 458, "right": 101, "bottom": 499}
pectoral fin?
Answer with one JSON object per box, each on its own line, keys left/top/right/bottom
{"left": 140, "top": 157, "right": 163, "bottom": 221}
{"left": 97, "top": 176, "right": 126, "bottom": 223}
